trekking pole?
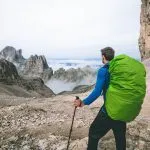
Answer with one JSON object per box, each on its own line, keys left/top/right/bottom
{"left": 66, "top": 96, "right": 79, "bottom": 150}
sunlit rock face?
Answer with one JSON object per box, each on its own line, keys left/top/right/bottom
{"left": 139, "top": 0, "right": 150, "bottom": 60}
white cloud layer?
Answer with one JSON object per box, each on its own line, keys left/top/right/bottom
{"left": 0, "top": 0, "right": 141, "bottom": 59}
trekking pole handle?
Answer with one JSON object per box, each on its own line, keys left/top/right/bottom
{"left": 75, "top": 96, "right": 79, "bottom": 100}
{"left": 75, "top": 96, "right": 82, "bottom": 107}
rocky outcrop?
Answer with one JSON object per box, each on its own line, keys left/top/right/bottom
{"left": 0, "top": 59, "right": 20, "bottom": 83}
{"left": 0, "top": 59, "right": 55, "bottom": 97}
{"left": 0, "top": 46, "right": 25, "bottom": 63}
{"left": 22, "top": 55, "right": 53, "bottom": 81}
{"left": 24, "top": 55, "right": 49, "bottom": 72}
{"left": 139, "top": 0, "right": 150, "bottom": 60}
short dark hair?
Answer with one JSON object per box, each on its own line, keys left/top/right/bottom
{"left": 101, "top": 47, "right": 115, "bottom": 61}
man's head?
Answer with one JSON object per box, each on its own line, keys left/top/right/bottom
{"left": 101, "top": 47, "right": 115, "bottom": 64}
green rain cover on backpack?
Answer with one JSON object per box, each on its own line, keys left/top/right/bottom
{"left": 105, "top": 54, "right": 146, "bottom": 122}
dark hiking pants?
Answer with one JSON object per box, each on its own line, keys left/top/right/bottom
{"left": 87, "top": 110, "right": 126, "bottom": 150}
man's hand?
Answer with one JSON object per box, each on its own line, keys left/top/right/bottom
{"left": 74, "top": 98, "right": 84, "bottom": 107}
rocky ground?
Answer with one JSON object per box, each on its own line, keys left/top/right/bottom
{"left": 0, "top": 59, "right": 150, "bottom": 150}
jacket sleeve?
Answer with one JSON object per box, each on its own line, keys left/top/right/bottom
{"left": 82, "top": 68, "right": 107, "bottom": 105}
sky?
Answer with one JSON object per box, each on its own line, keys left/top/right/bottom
{"left": 0, "top": 0, "right": 141, "bottom": 59}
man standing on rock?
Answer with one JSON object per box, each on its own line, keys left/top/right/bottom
{"left": 74, "top": 47, "right": 126, "bottom": 150}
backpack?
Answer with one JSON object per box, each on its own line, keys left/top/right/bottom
{"left": 105, "top": 54, "right": 146, "bottom": 122}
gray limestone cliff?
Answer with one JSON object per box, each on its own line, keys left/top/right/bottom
{"left": 139, "top": 0, "right": 150, "bottom": 60}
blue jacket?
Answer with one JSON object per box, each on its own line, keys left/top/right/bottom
{"left": 83, "top": 63, "right": 110, "bottom": 113}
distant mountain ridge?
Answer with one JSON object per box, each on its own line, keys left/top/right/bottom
{"left": 0, "top": 46, "right": 53, "bottom": 82}
{"left": 0, "top": 46, "right": 97, "bottom": 94}
{"left": 0, "top": 45, "right": 97, "bottom": 83}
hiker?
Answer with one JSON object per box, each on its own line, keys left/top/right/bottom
{"left": 74, "top": 47, "right": 126, "bottom": 150}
